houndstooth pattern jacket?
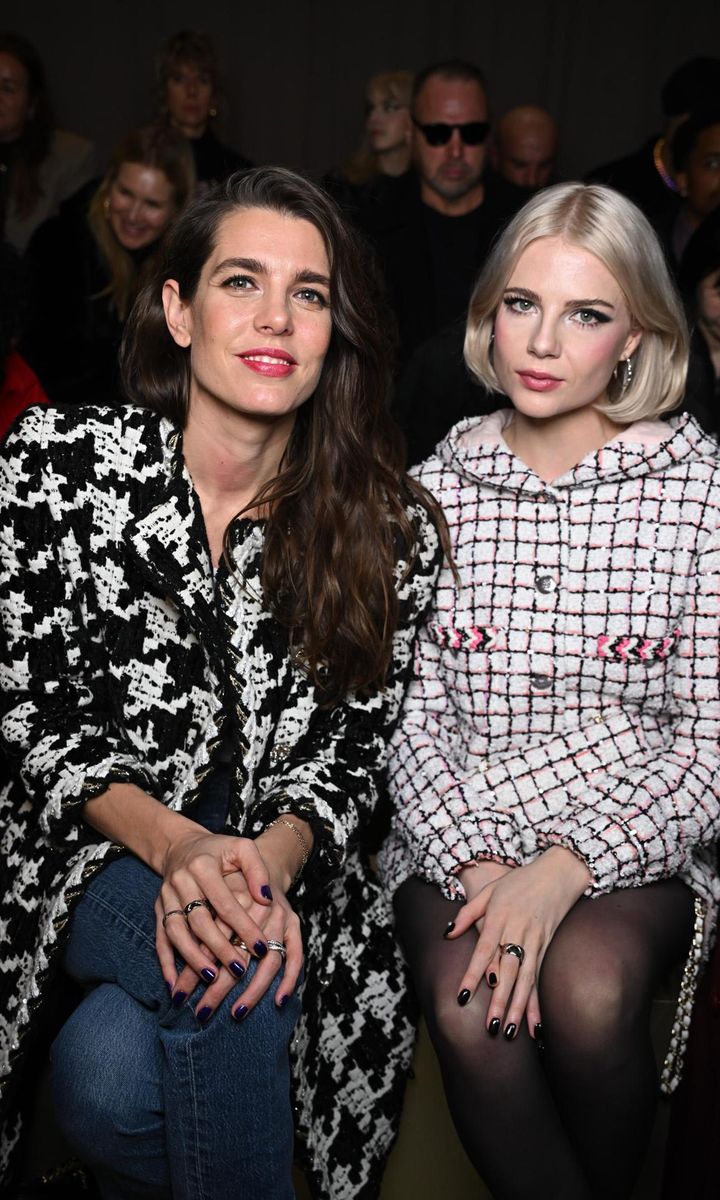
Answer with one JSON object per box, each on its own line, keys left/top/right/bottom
{"left": 380, "top": 410, "right": 720, "bottom": 1090}
{"left": 0, "top": 404, "right": 442, "bottom": 1198}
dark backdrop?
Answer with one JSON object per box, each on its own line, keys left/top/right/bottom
{"left": 11, "top": 0, "right": 720, "bottom": 181}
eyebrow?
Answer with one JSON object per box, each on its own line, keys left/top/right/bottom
{"left": 211, "top": 257, "right": 330, "bottom": 287}
{"left": 503, "top": 285, "right": 615, "bottom": 310}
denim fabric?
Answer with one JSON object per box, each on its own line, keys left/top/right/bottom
{"left": 50, "top": 771, "right": 299, "bottom": 1200}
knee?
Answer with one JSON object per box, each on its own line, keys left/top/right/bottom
{"left": 50, "top": 984, "right": 162, "bottom": 1168}
{"left": 541, "top": 945, "right": 645, "bottom": 1053}
{"left": 422, "top": 977, "right": 491, "bottom": 1067}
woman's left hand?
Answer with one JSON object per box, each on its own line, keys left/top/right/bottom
{"left": 159, "top": 868, "right": 303, "bottom": 1021}
{"left": 447, "top": 846, "right": 592, "bottom": 1037}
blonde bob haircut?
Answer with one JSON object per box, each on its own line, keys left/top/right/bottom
{"left": 464, "top": 183, "right": 690, "bottom": 423}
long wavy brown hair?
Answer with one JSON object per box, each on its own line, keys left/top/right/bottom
{"left": 121, "top": 166, "right": 447, "bottom": 702}
{"left": 0, "top": 33, "right": 54, "bottom": 220}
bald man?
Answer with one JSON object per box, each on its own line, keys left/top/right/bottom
{"left": 492, "top": 105, "right": 558, "bottom": 191}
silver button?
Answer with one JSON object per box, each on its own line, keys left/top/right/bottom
{"left": 530, "top": 673, "right": 552, "bottom": 691}
{"left": 536, "top": 574, "right": 556, "bottom": 594}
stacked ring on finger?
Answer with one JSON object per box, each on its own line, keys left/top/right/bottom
{"left": 230, "top": 934, "right": 250, "bottom": 953}
{"left": 501, "top": 942, "right": 526, "bottom": 965}
{"left": 162, "top": 908, "right": 186, "bottom": 929}
{"left": 266, "top": 939, "right": 287, "bottom": 961}
{"left": 183, "top": 897, "right": 216, "bottom": 919}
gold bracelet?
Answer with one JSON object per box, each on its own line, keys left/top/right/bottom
{"left": 266, "top": 815, "right": 311, "bottom": 879}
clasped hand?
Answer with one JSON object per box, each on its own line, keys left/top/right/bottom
{"left": 154, "top": 828, "right": 303, "bottom": 1021}
{"left": 447, "top": 847, "right": 591, "bottom": 1038}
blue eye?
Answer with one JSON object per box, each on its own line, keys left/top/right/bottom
{"left": 503, "top": 295, "right": 534, "bottom": 314}
{"left": 572, "top": 308, "right": 610, "bottom": 327}
{"left": 296, "top": 288, "right": 328, "bottom": 307}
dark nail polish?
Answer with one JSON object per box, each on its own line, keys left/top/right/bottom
{"left": 488, "top": 1017, "right": 501, "bottom": 1037}
{"left": 171, "top": 990, "right": 187, "bottom": 1009}
{"left": 230, "top": 960, "right": 246, "bottom": 979}
{"left": 534, "top": 1022, "right": 543, "bottom": 1039}
{"left": 254, "top": 940, "right": 268, "bottom": 959}
{"left": 443, "top": 920, "right": 455, "bottom": 939}
{"left": 164, "top": 980, "right": 173, "bottom": 994}
{"left": 504, "top": 1022, "right": 517, "bottom": 1041}
{"left": 488, "top": 972, "right": 498, "bottom": 987}
{"left": 200, "top": 967, "right": 216, "bottom": 983}
{"left": 535, "top": 1022, "right": 545, "bottom": 1051}
{"left": 197, "top": 1005, "right": 213, "bottom": 1024}
{"left": 261, "top": 884, "right": 273, "bottom": 901}
{"left": 232, "top": 1004, "right": 249, "bottom": 1022}
{"left": 278, "top": 994, "right": 288, "bottom": 1008}
{"left": 457, "top": 988, "right": 471, "bottom": 1007}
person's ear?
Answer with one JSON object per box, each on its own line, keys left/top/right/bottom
{"left": 162, "top": 280, "right": 192, "bottom": 347}
{"left": 622, "top": 327, "right": 643, "bottom": 361}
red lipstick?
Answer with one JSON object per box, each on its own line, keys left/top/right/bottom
{"left": 236, "top": 347, "right": 297, "bottom": 378}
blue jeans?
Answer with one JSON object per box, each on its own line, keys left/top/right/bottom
{"left": 50, "top": 771, "right": 299, "bottom": 1200}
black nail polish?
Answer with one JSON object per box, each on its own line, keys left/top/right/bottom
{"left": 488, "top": 972, "right": 498, "bottom": 987}
{"left": 200, "top": 967, "right": 216, "bottom": 983}
{"left": 229, "top": 960, "right": 246, "bottom": 979}
{"left": 443, "top": 920, "right": 455, "bottom": 939}
{"left": 197, "top": 1005, "right": 213, "bottom": 1024}
{"left": 261, "top": 884, "right": 273, "bottom": 901}
{"left": 171, "top": 990, "right": 187, "bottom": 1010}
{"left": 457, "top": 988, "right": 471, "bottom": 1007}
{"left": 164, "top": 980, "right": 173, "bottom": 994}
{"left": 232, "top": 1004, "right": 249, "bottom": 1022}
{"left": 254, "top": 941, "right": 268, "bottom": 959}
{"left": 278, "top": 994, "right": 288, "bottom": 1009}
{"left": 504, "top": 1022, "right": 517, "bottom": 1041}
{"left": 488, "top": 1017, "right": 501, "bottom": 1037}
{"left": 535, "top": 1022, "right": 545, "bottom": 1051}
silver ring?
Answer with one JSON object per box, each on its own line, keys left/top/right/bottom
{"left": 162, "top": 908, "right": 186, "bottom": 928}
{"left": 183, "top": 898, "right": 215, "bottom": 919}
{"left": 501, "top": 943, "right": 525, "bottom": 966}
{"left": 266, "top": 939, "right": 287, "bottom": 960}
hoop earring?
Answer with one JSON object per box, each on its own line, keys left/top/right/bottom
{"left": 209, "top": 105, "right": 218, "bottom": 119}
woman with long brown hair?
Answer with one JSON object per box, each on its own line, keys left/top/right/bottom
{"left": 0, "top": 166, "right": 443, "bottom": 1199}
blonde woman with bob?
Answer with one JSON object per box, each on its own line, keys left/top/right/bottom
{"left": 380, "top": 182, "right": 720, "bottom": 1199}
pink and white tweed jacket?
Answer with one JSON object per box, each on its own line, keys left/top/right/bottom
{"left": 380, "top": 412, "right": 720, "bottom": 1063}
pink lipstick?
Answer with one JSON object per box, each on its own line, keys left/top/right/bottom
{"left": 516, "top": 370, "right": 563, "bottom": 392}
{"left": 236, "top": 347, "right": 297, "bottom": 378}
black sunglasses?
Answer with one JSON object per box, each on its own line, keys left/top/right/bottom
{"left": 412, "top": 118, "right": 491, "bottom": 146}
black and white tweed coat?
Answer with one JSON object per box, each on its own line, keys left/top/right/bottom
{"left": 0, "top": 403, "right": 442, "bottom": 1198}
{"left": 380, "top": 410, "right": 720, "bottom": 1091}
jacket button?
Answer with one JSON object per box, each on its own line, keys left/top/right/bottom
{"left": 530, "top": 673, "right": 552, "bottom": 691}
{"left": 536, "top": 574, "right": 556, "bottom": 594}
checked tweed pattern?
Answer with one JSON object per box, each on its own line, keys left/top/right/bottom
{"left": 0, "top": 404, "right": 442, "bottom": 1198}
{"left": 380, "top": 411, "right": 720, "bottom": 1090}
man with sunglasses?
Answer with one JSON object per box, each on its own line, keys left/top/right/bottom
{"left": 368, "top": 60, "right": 527, "bottom": 373}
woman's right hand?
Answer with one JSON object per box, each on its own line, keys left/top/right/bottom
{"left": 156, "top": 858, "right": 303, "bottom": 1021}
{"left": 153, "top": 827, "right": 302, "bottom": 1017}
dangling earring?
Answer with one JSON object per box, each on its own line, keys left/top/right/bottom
{"left": 620, "top": 356, "right": 633, "bottom": 395}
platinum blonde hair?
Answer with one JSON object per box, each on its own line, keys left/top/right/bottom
{"left": 464, "top": 183, "right": 689, "bottom": 422}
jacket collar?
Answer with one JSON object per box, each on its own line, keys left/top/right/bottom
{"left": 123, "top": 419, "right": 222, "bottom": 650}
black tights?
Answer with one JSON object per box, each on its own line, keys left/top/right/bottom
{"left": 394, "top": 877, "right": 693, "bottom": 1200}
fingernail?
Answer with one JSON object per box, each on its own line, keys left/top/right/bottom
{"left": 504, "top": 1022, "right": 517, "bottom": 1041}
{"left": 232, "top": 1004, "right": 249, "bottom": 1022}
{"left": 535, "top": 1022, "right": 545, "bottom": 1050}
{"left": 197, "top": 1005, "right": 213, "bottom": 1024}
{"left": 488, "top": 972, "right": 497, "bottom": 987}
{"left": 277, "top": 994, "right": 288, "bottom": 1009}
{"left": 230, "top": 960, "right": 246, "bottom": 979}
{"left": 254, "top": 941, "right": 268, "bottom": 959}
{"left": 457, "top": 988, "right": 471, "bottom": 1007}
{"left": 261, "top": 884, "right": 273, "bottom": 901}
{"left": 488, "top": 1017, "right": 501, "bottom": 1037}
{"left": 443, "top": 921, "right": 455, "bottom": 939}
{"left": 171, "top": 990, "right": 187, "bottom": 1009}
{"left": 164, "top": 980, "right": 173, "bottom": 994}
{"left": 200, "top": 967, "right": 216, "bottom": 983}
